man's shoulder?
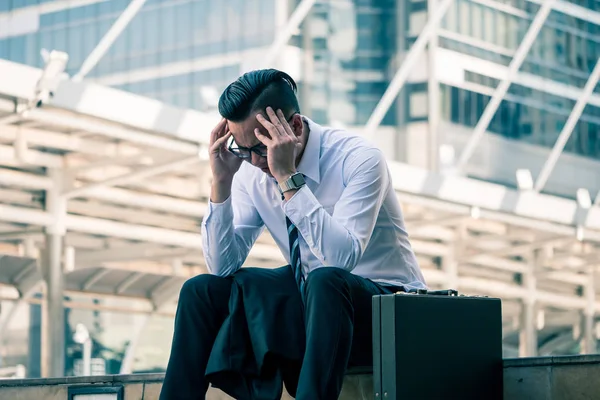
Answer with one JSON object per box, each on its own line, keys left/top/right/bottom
{"left": 320, "top": 126, "right": 382, "bottom": 158}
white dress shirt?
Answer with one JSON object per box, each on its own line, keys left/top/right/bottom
{"left": 201, "top": 117, "right": 427, "bottom": 290}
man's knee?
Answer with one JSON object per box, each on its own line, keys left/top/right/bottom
{"left": 304, "top": 267, "right": 349, "bottom": 295}
{"left": 179, "top": 274, "right": 230, "bottom": 303}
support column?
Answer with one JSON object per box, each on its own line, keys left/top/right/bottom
{"left": 273, "top": 0, "right": 289, "bottom": 71}
{"left": 299, "top": 1, "right": 313, "bottom": 117}
{"left": 582, "top": 267, "right": 596, "bottom": 354}
{"left": 43, "top": 169, "right": 67, "bottom": 377}
{"left": 519, "top": 250, "right": 539, "bottom": 357}
{"left": 444, "top": 225, "right": 464, "bottom": 289}
{"left": 427, "top": 0, "right": 440, "bottom": 172}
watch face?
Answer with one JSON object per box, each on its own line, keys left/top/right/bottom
{"left": 291, "top": 174, "right": 305, "bottom": 186}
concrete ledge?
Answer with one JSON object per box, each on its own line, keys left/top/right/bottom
{"left": 503, "top": 354, "right": 600, "bottom": 368}
{"left": 3, "top": 356, "right": 600, "bottom": 399}
{"left": 0, "top": 369, "right": 372, "bottom": 400}
{"left": 503, "top": 355, "right": 600, "bottom": 400}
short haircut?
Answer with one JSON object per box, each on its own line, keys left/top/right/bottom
{"left": 218, "top": 69, "right": 300, "bottom": 122}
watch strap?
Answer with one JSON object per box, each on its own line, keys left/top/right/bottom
{"left": 279, "top": 172, "right": 306, "bottom": 193}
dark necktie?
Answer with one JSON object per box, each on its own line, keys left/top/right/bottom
{"left": 282, "top": 193, "right": 305, "bottom": 293}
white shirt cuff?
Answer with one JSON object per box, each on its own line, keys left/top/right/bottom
{"left": 206, "top": 195, "right": 234, "bottom": 222}
{"left": 284, "top": 184, "right": 319, "bottom": 221}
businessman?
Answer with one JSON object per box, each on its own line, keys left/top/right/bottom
{"left": 160, "top": 69, "right": 427, "bottom": 400}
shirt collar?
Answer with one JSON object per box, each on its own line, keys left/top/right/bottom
{"left": 296, "top": 116, "right": 321, "bottom": 184}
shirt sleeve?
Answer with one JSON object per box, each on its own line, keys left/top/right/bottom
{"left": 201, "top": 171, "right": 265, "bottom": 276}
{"left": 283, "top": 147, "right": 390, "bottom": 271}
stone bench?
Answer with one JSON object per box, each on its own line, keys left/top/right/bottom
{"left": 2, "top": 355, "right": 600, "bottom": 399}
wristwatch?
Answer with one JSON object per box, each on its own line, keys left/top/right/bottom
{"left": 279, "top": 172, "right": 306, "bottom": 193}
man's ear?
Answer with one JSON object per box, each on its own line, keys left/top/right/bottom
{"left": 291, "top": 114, "right": 304, "bottom": 138}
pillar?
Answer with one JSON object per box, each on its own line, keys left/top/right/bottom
{"left": 444, "top": 225, "right": 464, "bottom": 290}
{"left": 427, "top": 0, "right": 440, "bottom": 172}
{"left": 519, "top": 250, "right": 539, "bottom": 357}
{"left": 581, "top": 268, "right": 596, "bottom": 354}
{"left": 43, "top": 169, "right": 67, "bottom": 377}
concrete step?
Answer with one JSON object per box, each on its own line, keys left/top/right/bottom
{"left": 1, "top": 355, "right": 599, "bottom": 399}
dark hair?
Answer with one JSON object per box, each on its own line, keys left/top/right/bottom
{"left": 218, "top": 69, "right": 300, "bottom": 122}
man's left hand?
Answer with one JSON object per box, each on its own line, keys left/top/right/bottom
{"left": 255, "top": 107, "right": 302, "bottom": 184}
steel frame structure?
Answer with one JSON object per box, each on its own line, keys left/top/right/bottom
{"left": 456, "top": 0, "right": 556, "bottom": 171}
{"left": 364, "top": 0, "right": 454, "bottom": 139}
{"left": 533, "top": 58, "right": 600, "bottom": 193}
{"left": 2, "top": 54, "right": 600, "bottom": 374}
{"left": 363, "top": 0, "right": 600, "bottom": 359}
{"left": 1, "top": 0, "right": 600, "bottom": 377}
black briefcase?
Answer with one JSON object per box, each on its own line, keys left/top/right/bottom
{"left": 372, "top": 289, "right": 503, "bottom": 400}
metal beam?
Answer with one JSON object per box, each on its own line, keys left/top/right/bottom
{"left": 0, "top": 169, "right": 206, "bottom": 217}
{"left": 534, "top": 57, "right": 600, "bottom": 193}
{"left": 75, "top": 244, "right": 191, "bottom": 268}
{"left": 456, "top": 0, "right": 555, "bottom": 170}
{"left": 460, "top": 236, "right": 572, "bottom": 262}
{"left": 72, "top": 0, "right": 148, "bottom": 81}
{"left": 364, "top": 0, "right": 454, "bottom": 138}
{"left": 0, "top": 203, "right": 282, "bottom": 262}
{"left": 63, "top": 156, "right": 201, "bottom": 199}
{"left": 395, "top": 191, "right": 600, "bottom": 243}
{"left": 26, "top": 108, "right": 202, "bottom": 155}
{"left": 261, "top": 0, "right": 316, "bottom": 68}
{"left": 68, "top": 200, "right": 199, "bottom": 231}
{"left": 0, "top": 143, "right": 63, "bottom": 169}
{"left": 0, "top": 124, "right": 126, "bottom": 157}
{"left": 0, "top": 296, "right": 175, "bottom": 318}
{"left": 425, "top": 269, "right": 597, "bottom": 311}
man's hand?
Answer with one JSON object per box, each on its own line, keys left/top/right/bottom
{"left": 255, "top": 107, "right": 303, "bottom": 184}
{"left": 209, "top": 118, "right": 243, "bottom": 203}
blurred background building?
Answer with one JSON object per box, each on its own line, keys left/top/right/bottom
{"left": 0, "top": 0, "right": 600, "bottom": 378}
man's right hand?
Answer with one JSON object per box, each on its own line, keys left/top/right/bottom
{"left": 209, "top": 119, "right": 243, "bottom": 203}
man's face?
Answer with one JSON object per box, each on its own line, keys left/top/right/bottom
{"left": 228, "top": 112, "right": 271, "bottom": 174}
{"left": 227, "top": 111, "right": 302, "bottom": 176}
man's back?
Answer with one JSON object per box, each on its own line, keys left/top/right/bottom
{"left": 227, "top": 117, "right": 427, "bottom": 290}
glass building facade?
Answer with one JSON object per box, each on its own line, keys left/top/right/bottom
{"left": 2, "top": 0, "right": 598, "bottom": 160}
{"left": 1, "top": 0, "right": 278, "bottom": 109}
{"left": 0, "top": 0, "right": 400, "bottom": 122}
{"left": 2, "top": 0, "right": 600, "bottom": 159}
{"left": 431, "top": 0, "right": 600, "bottom": 159}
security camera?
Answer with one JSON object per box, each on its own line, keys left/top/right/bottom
{"left": 31, "top": 49, "right": 69, "bottom": 108}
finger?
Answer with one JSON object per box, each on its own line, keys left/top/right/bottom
{"left": 210, "top": 119, "right": 227, "bottom": 144}
{"left": 266, "top": 107, "right": 286, "bottom": 135}
{"left": 211, "top": 131, "right": 232, "bottom": 152}
{"left": 254, "top": 128, "right": 272, "bottom": 146}
{"left": 277, "top": 109, "right": 296, "bottom": 139}
{"left": 256, "top": 114, "right": 280, "bottom": 138}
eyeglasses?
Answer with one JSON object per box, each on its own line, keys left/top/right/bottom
{"left": 227, "top": 137, "right": 268, "bottom": 159}
{"left": 227, "top": 112, "right": 299, "bottom": 159}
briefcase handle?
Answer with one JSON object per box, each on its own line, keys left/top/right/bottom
{"left": 397, "top": 289, "right": 459, "bottom": 296}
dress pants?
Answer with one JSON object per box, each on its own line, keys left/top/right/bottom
{"left": 159, "top": 267, "right": 401, "bottom": 400}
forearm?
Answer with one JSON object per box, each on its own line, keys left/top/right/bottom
{"left": 284, "top": 187, "right": 363, "bottom": 270}
{"left": 210, "top": 178, "right": 233, "bottom": 204}
{"left": 201, "top": 201, "right": 244, "bottom": 277}
{"left": 202, "top": 176, "right": 265, "bottom": 276}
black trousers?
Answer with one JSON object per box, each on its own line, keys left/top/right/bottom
{"left": 159, "top": 267, "right": 400, "bottom": 400}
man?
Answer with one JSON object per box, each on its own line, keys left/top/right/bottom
{"left": 160, "top": 69, "right": 426, "bottom": 400}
